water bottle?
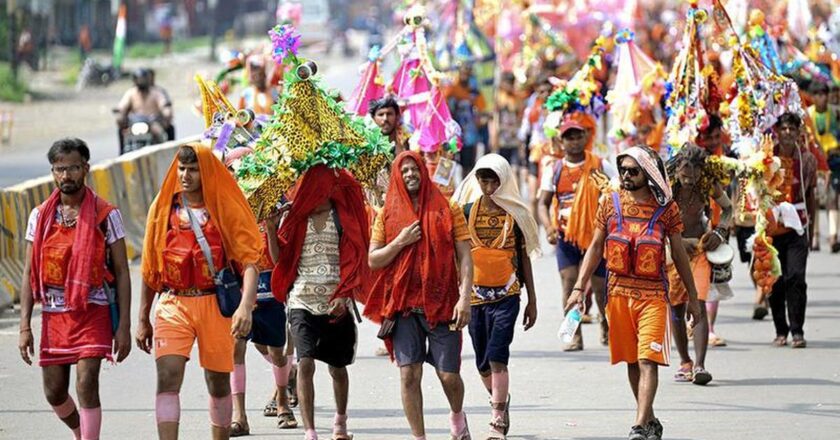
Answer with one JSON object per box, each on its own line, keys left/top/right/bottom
{"left": 557, "top": 308, "right": 582, "bottom": 343}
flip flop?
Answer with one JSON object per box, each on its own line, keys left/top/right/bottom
{"left": 674, "top": 364, "right": 693, "bottom": 382}
{"left": 692, "top": 367, "right": 713, "bottom": 385}
{"left": 277, "top": 411, "right": 298, "bottom": 429}
{"left": 263, "top": 398, "right": 278, "bottom": 417}
{"left": 230, "top": 421, "right": 250, "bottom": 437}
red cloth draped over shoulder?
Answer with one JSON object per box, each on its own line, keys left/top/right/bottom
{"left": 363, "top": 151, "right": 459, "bottom": 327}
{"left": 270, "top": 165, "right": 371, "bottom": 303}
{"left": 29, "top": 187, "right": 114, "bottom": 311}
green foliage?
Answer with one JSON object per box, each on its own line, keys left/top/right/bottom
{"left": 0, "top": 63, "right": 27, "bottom": 102}
{"left": 126, "top": 36, "right": 211, "bottom": 59}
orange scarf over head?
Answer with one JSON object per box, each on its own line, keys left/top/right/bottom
{"left": 363, "top": 151, "right": 459, "bottom": 327}
{"left": 141, "top": 143, "right": 263, "bottom": 291}
{"left": 564, "top": 151, "right": 605, "bottom": 250}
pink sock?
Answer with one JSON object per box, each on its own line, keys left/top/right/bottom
{"left": 480, "top": 374, "right": 492, "bottom": 393}
{"left": 334, "top": 413, "right": 348, "bottom": 434}
{"left": 449, "top": 411, "right": 467, "bottom": 436}
{"left": 52, "top": 396, "right": 77, "bottom": 419}
{"left": 491, "top": 371, "right": 510, "bottom": 419}
{"left": 273, "top": 361, "right": 291, "bottom": 388}
{"left": 209, "top": 395, "right": 233, "bottom": 428}
{"left": 79, "top": 407, "right": 101, "bottom": 440}
{"left": 155, "top": 392, "right": 180, "bottom": 424}
{"left": 305, "top": 428, "right": 319, "bottom": 440}
{"left": 231, "top": 364, "right": 246, "bottom": 395}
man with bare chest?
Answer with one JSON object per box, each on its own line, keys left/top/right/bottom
{"left": 666, "top": 144, "right": 732, "bottom": 386}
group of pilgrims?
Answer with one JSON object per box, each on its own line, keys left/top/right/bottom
{"left": 17, "top": 1, "right": 840, "bottom": 439}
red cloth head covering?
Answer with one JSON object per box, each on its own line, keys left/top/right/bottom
{"left": 29, "top": 187, "right": 113, "bottom": 311}
{"left": 270, "top": 165, "right": 371, "bottom": 302}
{"left": 363, "top": 151, "right": 459, "bottom": 327}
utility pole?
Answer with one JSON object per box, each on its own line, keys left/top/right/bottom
{"left": 7, "top": 0, "right": 18, "bottom": 80}
{"left": 208, "top": 0, "right": 217, "bottom": 62}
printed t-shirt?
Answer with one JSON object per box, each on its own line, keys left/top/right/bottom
{"left": 287, "top": 212, "right": 341, "bottom": 316}
{"left": 594, "top": 191, "right": 684, "bottom": 301}
{"left": 469, "top": 202, "right": 521, "bottom": 305}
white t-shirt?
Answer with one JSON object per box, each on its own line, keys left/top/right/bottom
{"left": 539, "top": 157, "right": 618, "bottom": 193}
{"left": 26, "top": 207, "right": 126, "bottom": 312}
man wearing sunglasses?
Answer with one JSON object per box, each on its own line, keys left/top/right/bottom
{"left": 538, "top": 116, "right": 616, "bottom": 350}
{"left": 566, "top": 145, "right": 702, "bottom": 440}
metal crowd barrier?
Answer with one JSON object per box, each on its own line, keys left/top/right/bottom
{"left": 0, "top": 136, "right": 200, "bottom": 308}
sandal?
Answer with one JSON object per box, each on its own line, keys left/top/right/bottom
{"left": 791, "top": 336, "right": 807, "bottom": 348}
{"left": 277, "top": 411, "right": 298, "bottom": 429}
{"left": 230, "top": 421, "right": 250, "bottom": 437}
{"left": 487, "top": 416, "right": 508, "bottom": 440}
{"left": 708, "top": 334, "right": 727, "bottom": 347}
{"left": 331, "top": 435, "right": 354, "bottom": 440}
{"left": 263, "top": 398, "right": 278, "bottom": 417}
{"left": 692, "top": 367, "right": 713, "bottom": 385}
{"left": 674, "top": 362, "right": 693, "bottom": 382}
{"left": 772, "top": 336, "right": 787, "bottom": 347}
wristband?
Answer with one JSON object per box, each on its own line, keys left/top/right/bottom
{"left": 20, "top": 328, "right": 31, "bottom": 333}
{"left": 572, "top": 287, "right": 584, "bottom": 292}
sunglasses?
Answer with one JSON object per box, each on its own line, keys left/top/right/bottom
{"left": 619, "top": 166, "right": 641, "bottom": 177}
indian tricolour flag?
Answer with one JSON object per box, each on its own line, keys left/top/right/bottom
{"left": 112, "top": 4, "right": 127, "bottom": 70}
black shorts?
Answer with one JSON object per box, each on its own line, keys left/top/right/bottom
{"left": 288, "top": 309, "right": 356, "bottom": 368}
{"left": 247, "top": 299, "right": 287, "bottom": 347}
{"left": 468, "top": 295, "right": 520, "bottom": 373}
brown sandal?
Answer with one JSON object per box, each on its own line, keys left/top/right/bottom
{"left": 230, "top": 421, "right": 250, "bottom": 437}
{"left": 277, "top": 411, "right": 298, "bottom": 429}
{"left": 772, "top": 336, "right": 787, "bottom": 347}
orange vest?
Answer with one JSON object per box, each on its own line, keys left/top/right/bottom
{"left": 41, "top": 199, "right": 113, "bottom": 288}
{"left": 162, "top": 206, "right": 226, "bottom": 290}
{"left": 605, "top": 193, "right": 668, "bottom": 280}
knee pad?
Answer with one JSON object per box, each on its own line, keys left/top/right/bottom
{"left": 208, "top": 394, "right": 232, "bottom": 427}
{"left": 231, "top": 364, "right": 246, "bottom": 395}
{"left": 155, "top": 392, "right": 180, "bottom": 424}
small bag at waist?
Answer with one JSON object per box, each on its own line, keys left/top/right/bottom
{"left": 471, "top": 246, "right": 516, "bottom": 287}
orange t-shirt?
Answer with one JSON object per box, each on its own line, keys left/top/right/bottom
{"left": 371, "top": 200, "right": 470, "bottom": 309}
{"left": 595, "top": 191, "right": 684, "bottom": 300}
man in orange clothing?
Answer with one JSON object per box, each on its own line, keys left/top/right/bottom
{"left": 365, "top": 151, "right": 474, "bottom": 440}
{"left": 136, "top": 144, "right": 262, "bottom": 440}
{"left": 19, "top": 138, "right": 132, "bottom": 440}
{"left": 567, "top": 145, "right": 702, "bottom": 440}
{"left": 538, "top": 116, "right": 616, "bottom": 350}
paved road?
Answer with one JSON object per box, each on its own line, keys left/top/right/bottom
{"left": 1, "top": 233, "right": 838, "bottom": 439}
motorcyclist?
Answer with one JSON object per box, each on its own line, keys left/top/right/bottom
{"left": 115, "top": 68, "right": 173, "bottom": 152}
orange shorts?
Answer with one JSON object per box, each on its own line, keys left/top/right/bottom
{"left": 667, "top": 251, "right": 711, "bottom": 305}
{"left": 606, "top": 295, "right": 671, "bottom": 366}
{"left": 154, "top": 293, "right": 234, "bottom": 373}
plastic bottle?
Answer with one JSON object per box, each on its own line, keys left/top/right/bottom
{"left": 557, "top": 308, "right": 582, "bottom": 343}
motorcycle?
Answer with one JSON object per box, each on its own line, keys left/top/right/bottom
{"left": 115, "top": 110, "right": 161, "bottom": 154}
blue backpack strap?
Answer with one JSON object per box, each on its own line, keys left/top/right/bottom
{"left": 611, "top": 192, "right": 623, "bottom": 232}
{"left": 646, "top": 202, "right": 669, "bottom": 235}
